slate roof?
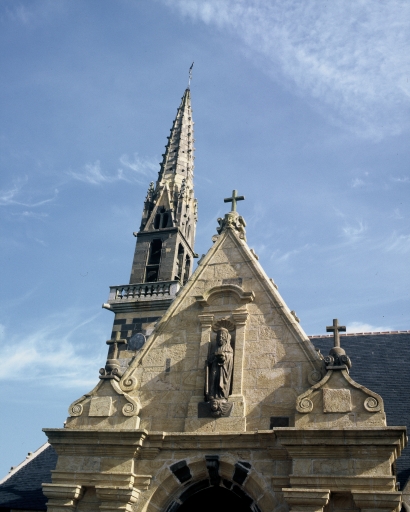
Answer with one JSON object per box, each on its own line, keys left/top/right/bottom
{"left": 310, "top": 331, "right": 410, "bottom": 490}
{"left": 0, "top": 443, "right": 57, "bottom": 511}
{"left": 0, "top": 332, "right": 409, "bottom": 510}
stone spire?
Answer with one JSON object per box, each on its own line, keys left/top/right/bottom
{"left": 129, "top": 88, "right": 198, "bottom": 285}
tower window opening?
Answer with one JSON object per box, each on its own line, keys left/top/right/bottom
{"left": 183, "top": 255, "right": 191, "bottom": 285}
{"left": 145, "top": 266, "right": 159, "bottom": 283}
{"left": 176, "top": 244, "right": 184, "bottom": 280}
{"left": 161, "top": 213, "right": 169, "bottom": 228}
{"left": 154, "top": 213, "right": 161, "bottom": 229}
{"left": 148, "top": 239, "right": 162, "bottom": 265}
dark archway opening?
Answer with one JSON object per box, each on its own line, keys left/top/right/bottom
{"left": 177, "top": 485, "right": 252, "bottom": 512}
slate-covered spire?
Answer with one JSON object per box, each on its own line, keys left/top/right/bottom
{"left": 129, "top": 88, "right": 198, "bottom": 285}
{"left": 158, "top": 88, "right": 195, "bottom": 191}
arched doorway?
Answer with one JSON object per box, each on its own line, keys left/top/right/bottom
{"left": 175, "top": 483, "right": 253, "bottom": 512}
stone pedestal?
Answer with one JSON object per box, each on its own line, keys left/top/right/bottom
{"left": 184, "top": 394, "right": 246, "bottom": 432}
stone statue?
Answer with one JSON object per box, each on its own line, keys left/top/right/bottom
{"left": 206, "top": 327, "right": 234, "bottom": 401}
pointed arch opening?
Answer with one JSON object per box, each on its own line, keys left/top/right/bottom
{"left": 145, "top": 239, "right": 162, "bottom": 282}
{"left": 175, "top": 243, "right": 184, "bottom": 281}
{"left": 161, "top": 212, "right": 169, "bottom": 228}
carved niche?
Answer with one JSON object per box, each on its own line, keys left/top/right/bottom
{"left": 195, "top": 284, "right": 254, "bottom": 418}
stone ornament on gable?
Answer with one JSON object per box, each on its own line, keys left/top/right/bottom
{"left": 215, "top": 189, "right": 247, "bottom": 241}
{"left": 295, "top": 317, "right": 385, "bottom": 425}
{"left": 67, "top": 376, "right": 141, "bottom": 419}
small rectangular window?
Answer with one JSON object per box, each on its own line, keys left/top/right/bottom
{"left": 270, "top": 416, "right": 290, "bottom": 428}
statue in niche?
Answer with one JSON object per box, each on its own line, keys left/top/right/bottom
{"left": 201, "top": 327, "right": 234, "bottom": 418}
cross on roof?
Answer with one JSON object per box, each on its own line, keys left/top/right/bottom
{"left": 224, "top": 190, "right": 245, "bottom": 212}
{"left": 106, "top": 331, "right": 127, "bottom": 359}
{"left": 326, "top": 318, "right": 346, "bottom": 348}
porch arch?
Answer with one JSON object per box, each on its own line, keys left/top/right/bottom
{"left": 144, "top": 457, "right": 274, "bottom": 512}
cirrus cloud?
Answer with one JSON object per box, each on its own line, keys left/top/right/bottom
{"left": 162, "top": 0, "right": 410, "bottom": 139}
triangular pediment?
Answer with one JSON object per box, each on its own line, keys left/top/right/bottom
{"left": 118, "top": 226, "right": 323, "bottom": 432}
{"left": 144, "top": 185, "right": 173, "bottom": 231}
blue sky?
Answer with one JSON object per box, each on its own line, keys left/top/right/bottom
{"left": 1, "top": 0, "right": 410, "bottom": 476}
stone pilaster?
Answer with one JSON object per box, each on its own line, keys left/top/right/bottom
{"left": 283, "top": 488, "right": 330, "bottom": 512}
{"left": 42, "top": 484, "right": 83, "bottom": 512}
{"left": 231, "top": 311, "right": 248, "bottom": 395}
{"left": 197, "top": 313, "right": 214, "bottom": 376}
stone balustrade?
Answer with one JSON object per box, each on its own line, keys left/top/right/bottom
{"left": 107, "top": 281, "right": 181, "bottom": 303}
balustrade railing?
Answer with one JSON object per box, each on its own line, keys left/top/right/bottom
{"left": 107, "top": 281, "right": 180, "bottom": 302}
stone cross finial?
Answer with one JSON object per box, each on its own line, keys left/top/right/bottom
{"left": 106, "top": 331, "right": 127, "bottom": 359}
{"left": 324, "top": 318, "right": 351, "bottom": 370}
{"left": 224, "top": 190, "right": 245, "bottom": 212}
{"left": 326, "top": 318, "right": 346, "bottom": 348}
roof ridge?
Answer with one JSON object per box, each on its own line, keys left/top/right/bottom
{"left": 309, "top": 330, "right": 410, "bottom": 338}
{"left": 0, "top": 442, "right": 50, "bottom": 485}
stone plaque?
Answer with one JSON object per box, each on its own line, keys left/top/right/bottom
{"left": 89, "top": 396, "right": 113, "bottom": 417}
{"left": 323, "top": 388, "right": 352, "bottom": 413}
{"left": 128, "top": 333, "right": 146, "bottom": 351}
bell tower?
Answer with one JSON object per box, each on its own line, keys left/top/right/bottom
{"left": 130, "top": 87, "right": 197, "bottom": 285}
{"left": 102, "top": 86, "right": 198, "bottom": 354}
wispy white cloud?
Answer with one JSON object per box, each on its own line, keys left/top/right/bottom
{"left": 1, "top": 0, "right": 67, "bottom": 27}
{"left": 351, "top": 178, "right": 365, "bottom": 188}
{"left": 391, "top": 208, "right": 403, "bottom": 220}
{"left": 68, "top": 160, "right": 126, "bottom": 185}
{"left": 391, "top": 176, "right": 410, "bottom": 183}
{"left": 163, "top": 0, "right": 410, "bottom": 138}
{"left": 12, "top": 211, "right": 49, "bottom": 219}
{"left": 384, "top": 232, "right": 410, "bottom": 254}
{"left": 342, "top": 221, "right": 366, "bottom": 240}
{"left": 0, "top": 309, "right": 106, "bottom": 388}
{"left": 69, "top": 155, "right": 158, "bottom": 185}
{"left": 346, "top": 321, "right": 393, "bottom": 333}
{"left": 0, "top": 177, "right": 57, "bottom": 207}
{"left": 119, "top": 153, "right": 158, "bottom": 177}
{"left": 270, "top": 243, "right": 312, "bottom": 263}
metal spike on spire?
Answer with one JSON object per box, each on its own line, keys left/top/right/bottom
{"left": 188, "top": 62, "right": 194, "bottom": 89}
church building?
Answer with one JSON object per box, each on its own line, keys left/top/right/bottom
{"left": 1, "top": 84, "right": 410, "bottom": 512}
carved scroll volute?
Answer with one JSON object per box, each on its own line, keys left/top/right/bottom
{"left": 231, "top": 311, "right": 249, "bottom": 395}
{"left": 198, "top": 314, "right": 214, "bottom": 375}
